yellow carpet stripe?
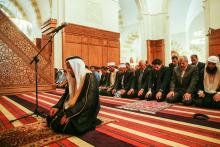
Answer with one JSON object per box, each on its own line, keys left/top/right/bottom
{"left": 67, "top": 136, "right": 94, "bottom": 147}
{"left": 0, "top": 103, "right": 23, "bottom": 127}
{"left": 173, "top": 105, "right": 220, "bottom": 114}
{"left": 101, "top": 106, "right": 220, "bottom": 133}
{"left": 22, "top": 94, "right": 54, "bottom": 106}
{"left": 165, "top": 109, "right": 220, "bottom": 119}
{"left": 100, "top": 111, "right": 220, "bottom": 144}
{"left": 107, "top": 123, "right": 188, "bottom": 147}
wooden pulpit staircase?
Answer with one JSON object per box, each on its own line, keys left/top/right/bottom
{"left": 0, "top": 9, "right": 55, "bottom": 95}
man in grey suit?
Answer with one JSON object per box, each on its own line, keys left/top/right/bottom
{"left": 166, "top": 56, "right": 199, "bottom": 105}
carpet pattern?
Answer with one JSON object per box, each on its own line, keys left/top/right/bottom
{"left": 117, "top": 100, "right": 172, "bottom": 114}
{"left": 0, "top": 89, "right": 220, "bottom": 146}
{"left": 0, "top": 116, "right": 116, "bottom": 147}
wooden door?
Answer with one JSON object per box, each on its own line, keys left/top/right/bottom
{"left": 209, "top": 29, "right": 220, "bottom": 56}
{"left": 147, "top": 39, "right": 165, "bottom": 64}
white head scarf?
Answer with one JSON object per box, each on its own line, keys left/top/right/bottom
{"left": 64, "top": 57, "right": 86, "bottom": 109}
{"left": 68, "top": 58, "right": 86, "bottom": 89}
{"left": 207, "top": 56, "right": 219, "bottom": 64}
{"left": 203, "top": 56, "right": 220, "bottom": 93}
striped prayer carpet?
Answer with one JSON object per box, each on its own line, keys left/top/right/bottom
{"left": 0, "top": 89, "right": 220, "bottom": 146}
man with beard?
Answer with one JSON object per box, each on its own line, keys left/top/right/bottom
{"left": 101, "top": 62, "right": 118, "bottom": 96}
{"left": 166, "top": 56, "right": 198, "bottom": 105}
{"left": 127, "top": 60, "right": 152, "bottom": 99}
{"left": 195, "top": 56, "right": 220, "bottom": 108}
{"left": 112, "top": 63, "right": 133, "bottom": 98}
{"left": 146, "top": 59, "right": 170, "bottom": 102}
{"left": 47, "top": 56, "right": 100, "bottom": 134}
{"left": 99, "top": 66, "right": 110, "bottom": 95}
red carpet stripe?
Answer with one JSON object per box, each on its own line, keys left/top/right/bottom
{"left": 55, "top": 139, "right": 78, "bottom": 147}
{"left": 0, "top": 97, "right": 36, "bottom": 124}
{"left": 1, "top": 91, "right": 220, "bottom": 146}
{"left": 40, "top": 92, "right": 60, "bottom": 99}
{"left": 100, "top": 99, "right": 126, "bottom": 106}
{"left": 171, "top": 105, "right": 220, "bottom": 115}
{"left": 20, "top": 92, "right": 220, "bottom": 135}
{"left": 98, "top": 124, "right": 172, "bottom": 147}
{"left": 101, "top": 106, "right": 220, "bottom": 136}
{"left": 100, "top": 96, "right": 138, "bottom": 103}
{"left": 96, "top": 127, "right": 155, "bottom": 147}
{"left": 161, "top": 109, "right": 220, "bottom": 122}
{"left": 0, "top": 111, "right": 13, "bottom": 131}
{"left": 28, "top": 93, "right": 58, "bottom": 104}
{"left": 99, "top": 113, "right": 217, "bottom": 147}
{"left": 17, "top": 94, "right": 53, "bottom": 110}
{"left": 174, "top": 104, "right": 220, "bottom": 113}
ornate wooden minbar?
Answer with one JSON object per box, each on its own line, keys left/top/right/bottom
{"left": 0, "top": 10, "right": 55, "bottom": 95}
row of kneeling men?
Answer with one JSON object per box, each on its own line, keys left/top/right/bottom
{"left": 98, "top": 56, "right": 220, "bottom": 108}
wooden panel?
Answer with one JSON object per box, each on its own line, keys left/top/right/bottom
{"left": 65, "top": 34, "right": 82, "bottom": 43}
{"left": 108, "top": 47, "right": 120, "bottom": 66}
{"left": 147, "top": 40, "right": 154, "bottom": 64}
{"left": 89, "top": 45, "right": 102, "bottom": 66}
{"left": 102, "top": 46, "right": 108, "bottom": 66}
{"left": 63, "top": 43, "right": 82, "bottom": 59}
{"left": 0, "top": 9, "right": 54, "bottom": 95}
{"left": 41, "top": 35, "right": 53, "bottom": 61}
{"left": 81, "top": 44, "right": 89, "bottom": 65}
{"left": 209, "top": 28, "right": 220, "bottom": 56}
{"left": 62, "top": 23, "right": 120, "bottom": 67}
{"left": 147, "top": 39, "right": 165, "bottom": 64}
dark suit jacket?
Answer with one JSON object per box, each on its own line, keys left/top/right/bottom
{"left": 169, "top": 63, "right": 177, "bottom": 77}
{"left": 99, "top": 73, "right": 110, "bottom": 87}
{"left": 150, "top": 66, "right": 170, "bottom": 93}
{"left": 114, "top": 70, "right": 133, "bottom": 91}
{"left": 131, "top": 68, "right": 152, "bottom": 91}
{"left": 170, "top": 65, "right": 199, "bottom": 93}
{"left": 191, "top": 62, "right": 205, "bottom": 73}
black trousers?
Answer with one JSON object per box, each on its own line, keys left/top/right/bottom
{"left": 194, "top": 92, "right": 220, "bottom": 108}
{"left": 166, "top": 90, "right": 194, "bottom": 105}
{"left": 47, "top": 110, "right": 77, "bottom": 134}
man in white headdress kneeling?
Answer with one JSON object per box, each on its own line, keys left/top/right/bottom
{"left": 47, "top": 56, "right": 100, "bottom": 134}
{"left": 195, "top": 56, "right": 220, "bottom": 108}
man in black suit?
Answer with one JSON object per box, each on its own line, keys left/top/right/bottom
{"left": 195, "top": 56, "right": 220, "bottom": 108}
{"left": 145, "top": 59, "right": 170, "bottom": 102}
{"left": 191, "top": 54, "right": 205, "bottom": 74}
{"left": 127, "top": 60, "right": 152, "bottom": 99}
{"left": 99, "top": 66, "right": 110, "bottom": 95}
{"left": 169, "top": 56, "right": 178, "bottom": 76}
{"left": 166, "top": 56, "right": 199, "bottom": 105}
{"left": 112, "top": 63, "right": 133, "bottom": 98}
